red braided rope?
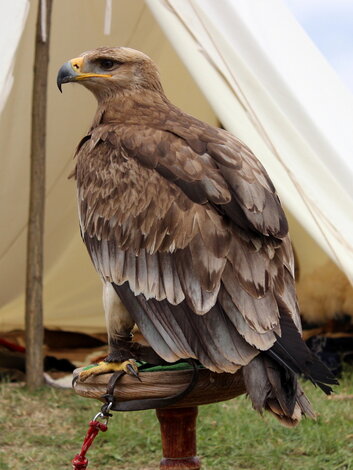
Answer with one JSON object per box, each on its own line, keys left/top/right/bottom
{"left": 72, "top": 420, "right": 108, "bottom": 470}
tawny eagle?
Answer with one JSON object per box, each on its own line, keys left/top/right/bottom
{"left": 57, "top": 47, "right": 336, "bottom": 425}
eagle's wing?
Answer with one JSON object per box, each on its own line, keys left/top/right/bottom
{"left": 120, "top": 114, "right": 289, "bottom": 239}
{"left": 75, "top": 120, "right": 334, "bottom": 391}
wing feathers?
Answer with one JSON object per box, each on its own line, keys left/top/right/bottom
{"left": 267, "top": 309, "right": 338, "bottom": 393}
{"left": 119, "top": 122, "right": 288, "bottom": 238}
{"left": 175, "top": 246, "right": 220, "bottom": 314}
{"left": 114, "top": 282, "right": 257, "bottom": 373}
{"left": 113, "top": 282, "right": 179, "bottom": 362}
{"left": 222, "top": 262, "right": 279, "bottom": 333}
{"left": 158, "top": 252, "right": 184, "bottom": 304}
{"left": 227, "top": 234, "right": 271, "bottom": 297}
{"left": 218, "top": 285, "right": 277, "bottom": 350}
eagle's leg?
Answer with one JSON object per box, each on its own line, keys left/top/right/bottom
{"left": 79, "top": 283, "right": 165, "bottom": 382}
{"left": 79, "top": 283, "right": 137, "bottom": 382}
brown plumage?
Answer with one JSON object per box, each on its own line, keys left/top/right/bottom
{"left": 57, "top": 47, "right": 337, "bottom": 426}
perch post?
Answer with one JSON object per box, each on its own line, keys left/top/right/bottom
{"left": 157, "top": 406, "right": 201, "bottom": 469}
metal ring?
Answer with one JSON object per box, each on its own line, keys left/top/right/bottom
{"left": 105, "top": 401, "right": 113, "bottom": 412}
{"left": 101, "top": 400, "right": 113, "bottom": 416}
{"left": 93, "top": 411, "right": 104, "bottom": 421}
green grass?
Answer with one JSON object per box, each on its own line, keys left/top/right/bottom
{"left": 0, "top": 369, "right": 352, "bottom": 470}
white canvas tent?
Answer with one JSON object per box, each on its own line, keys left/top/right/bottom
{"left": 1, "top": 0, "right": 352, "bottom": 332}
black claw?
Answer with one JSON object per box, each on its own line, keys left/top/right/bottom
{"left": 126, "top": 363, "right": 141, "bottom": 381}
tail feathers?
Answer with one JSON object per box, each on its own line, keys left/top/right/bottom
{"left": 296, "top": 383, "right": 316, "bottom": 419}
{"left": 268, "top": 310, "right": 338, "bottom": 394}
{"left": 243, "top": 355, "right": 315, "bottom": 427}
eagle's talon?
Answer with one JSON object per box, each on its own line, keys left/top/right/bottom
{"left": 126, "top": 362, "right": 141, "bottom": 380}
{"left": 78, "top": 359, "right": 139, "bottom": 382}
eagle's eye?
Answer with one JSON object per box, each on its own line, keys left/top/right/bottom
{"left": 98, "top": 58, "right": 120, "bottom": 70}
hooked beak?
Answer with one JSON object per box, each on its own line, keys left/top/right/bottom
{"left": 57, "top": 61, "right": 77, "bottom": 92}
{"left": 57, "top": 57, "right": 112, "bottom": 92}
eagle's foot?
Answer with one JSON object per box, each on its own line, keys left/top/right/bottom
{"left": 79, "top": 359, "right": 139, "bottom": 382}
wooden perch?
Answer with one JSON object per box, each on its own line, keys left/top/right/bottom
{"left": 73, "top": 367, "right": 245, "bottom": 408}
{"left": 73, "top": 366, "right": 246, "bottom": 469}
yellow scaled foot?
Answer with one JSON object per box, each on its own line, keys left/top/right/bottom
{"left": 79, "top": 359, "right": 139, "bottom": 382}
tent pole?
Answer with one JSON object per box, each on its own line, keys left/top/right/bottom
{"left": 25, "top": 0, "right": 53, "bottom": 389}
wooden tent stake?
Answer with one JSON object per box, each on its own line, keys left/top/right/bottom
{"left": 25, "top": 0, "right": 53, "bottom": 389}
{"left": 157, "top": 407, "right": 201, "bottom": 469}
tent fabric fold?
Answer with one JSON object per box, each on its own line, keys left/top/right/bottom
{"left": 0, "top": 0, "right": 29, "bottom": 113}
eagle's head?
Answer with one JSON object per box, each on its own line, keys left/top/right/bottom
{"left": 57, "top": 47, "right": 163, "bottom": 101}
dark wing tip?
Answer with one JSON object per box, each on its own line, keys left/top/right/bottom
{"left": 268, "top": 310, "right": 338, "bottom": 395}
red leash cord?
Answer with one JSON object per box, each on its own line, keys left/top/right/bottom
{"left": 72, "top": 420, "right": 107, "bottom": 469}
{"left": 72, "top": 404, "right": 112, "bottom": 470}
